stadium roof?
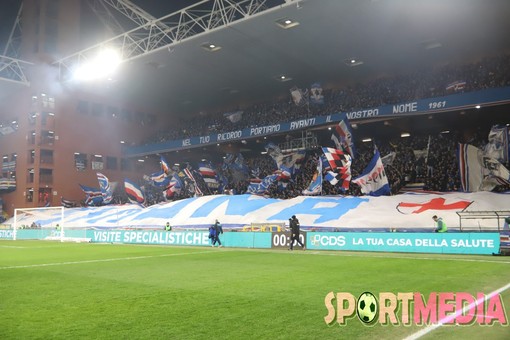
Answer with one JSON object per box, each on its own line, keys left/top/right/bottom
{"left": 96, "top": 0, "right": 510, "bottom": 114}
{"left": 1, "top": 0, "right": 510, "bottom": 116}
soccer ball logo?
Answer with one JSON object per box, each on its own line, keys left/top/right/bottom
{"left": 357, "top": 292, "right": 378, "bottom": 324}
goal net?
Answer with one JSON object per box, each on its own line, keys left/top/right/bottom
{"left": 13, "top": 207, "right": 64, "bottom": 241}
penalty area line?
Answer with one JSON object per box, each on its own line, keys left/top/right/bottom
{"left": 0, "top": 249, "right": 216, "bottom": 270}
{"left": 402, "top": 281, "right": 510, "bottom": 340}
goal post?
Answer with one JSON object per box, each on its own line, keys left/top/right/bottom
{"left": 13, "top": 206, "right": 64, "bottom": 241}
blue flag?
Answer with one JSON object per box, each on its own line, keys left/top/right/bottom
{"left": 352, "top": 150, "right": 390, "bottom": 196}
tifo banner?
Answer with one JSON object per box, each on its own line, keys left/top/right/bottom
{"left": 307, "top": 232, "right": 500, "bottom": 254}
{"left": 125, "top": 87, "right": 510, "bottom": 156}
{"left": 4, "top": 192, "right": 510, "bottom": 231}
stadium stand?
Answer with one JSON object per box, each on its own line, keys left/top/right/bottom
{"left": 145, "top": 54, "right": 510, "bottom": 145}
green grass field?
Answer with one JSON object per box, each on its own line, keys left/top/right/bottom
{"left": 1, "top": 240, "right": 509, "bottom": 339}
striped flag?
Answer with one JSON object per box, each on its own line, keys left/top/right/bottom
{"left": 79, "top": 184, "right": 103, "bottom": 206}
{"left": 61, "top": 197, "right": 77, "bottom": 208}
{"left": 160, "top": 156, "right": 170, "bottom": 175}
{"left": 331, "top": 118, "right": 356, "bottom": 158}
{"left": 124, "top": 178, "right": 145, "bottom": 204}
{"left": 184, "top": 168, "right": 203, "bottom": 196}
{"left": 97, "top": 173, "right": 113, "bottom": 204}
{"left": 165, "top": 175, "right": 183, "bottom": 198}
{"left": 458, "top": 143, "right": 510, "bottom": 192}
{"left": 198, "top": 162, "right": 219, "bottom": 189}
{"left": 146, "top": 170, "right": 170, "bottom": 187}
{"left": 352, "top": 150, "right": 390, "bottom": 196}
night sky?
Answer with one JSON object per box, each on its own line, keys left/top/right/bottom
{"left": 0, "top": 0, "right": 21, "bottom": 53}
{"left": 0, "top": 0, "right": 200, "bottom": 56}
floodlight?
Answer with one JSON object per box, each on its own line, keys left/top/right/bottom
{"left": 73, "top": 48, "right": 122, "bottom": 81}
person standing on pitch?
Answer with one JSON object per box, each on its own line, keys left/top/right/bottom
{"left": 289, "top": 215, "right": 305, "bottom": 250}
{"left": 208, "top": 224, "right": 217, "bottom": 247}
{"left": 212, "top": 219, "right": 223, "bottom": 247}
{"left": 433, "top": 215, "right": 447, "bottom": 233}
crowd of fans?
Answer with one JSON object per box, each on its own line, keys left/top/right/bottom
{"left": 119, "top": 127, "right": 505, "bottom": 208}
{"left": 99, "top": 53, "right": 510, "bottom": 206}
{"left": 146, "top": 53, "right": 510, "bottom": 144}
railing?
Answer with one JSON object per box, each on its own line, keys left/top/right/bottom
{"left": 456, "top": 211, "right": 510, "bottom": 231}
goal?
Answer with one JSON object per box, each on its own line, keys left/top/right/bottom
{"left": 13, "top": 206, "right": 64, "bottom": 241}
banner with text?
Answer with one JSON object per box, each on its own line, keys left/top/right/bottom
{"left": 307, "top": 232, "right": 500, "bottom": 254}
{"left": 125, "top": 87, "right": 510, "bottom": 156}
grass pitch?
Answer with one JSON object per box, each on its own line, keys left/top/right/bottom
{"left": 0, "top": 240, "right": 509, "bottom": 339}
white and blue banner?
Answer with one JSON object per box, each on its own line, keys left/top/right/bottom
{"left": 124, "top": 178, "right": 145, "bottom": 204}
{"left": 459, "top": 143, "right": 510, "bottom": 192}
{"left": 247, "top": 174, "right": 278, "bottom": 195}
{"left": 145, "top": 170, "right": 170, "bottom": 187}
{"left": 97, "top": 173, "right": 113, "bottom": 204}
{"left": 224, "top": 110, "right": 243, "bottom": 123}
{"left": 125, "top": 87, "right": 510, "bottom": 157}
{"left": 5, "top": 192, "right": 510, "bottom": 232}
{"left": 485, "top": 125, "right": 509, "bottom": 163}
{"left": 310, "top": 82, "right": 324, "bottom": 105}
{"left": 352, "top": 150, "right": 390, "bottom": 196}
{"left": 290, "top": 86, "right": 308, "bottom": 106}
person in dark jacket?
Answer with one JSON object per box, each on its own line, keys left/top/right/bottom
{"left": 208, "top": 225, "right": 217, "bottom": 246}
{"left": 289, "top": 215, "right": 305, "bottom": 250}
{"left": 212, "top": 219, "right": 223, "bottom": 247}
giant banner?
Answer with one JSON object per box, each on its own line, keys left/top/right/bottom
{"left": 4, "top": 192, "right": 510, "bottom": 231}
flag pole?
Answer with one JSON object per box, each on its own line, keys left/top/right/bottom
{"left": 319, "top": 156, "right": 323, "bottom": 196}
{"left": 425, "top": 135, "right": 432, "bottom": 164}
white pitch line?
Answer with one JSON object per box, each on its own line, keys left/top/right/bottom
{"left": 2, "top": 244, "right": 510, "bottom": 269}
{"left": 403, "top": 282, "right": 510, "bottom": 340}
{"left": 0, "top": 250, "right": 216, "bottom": 270}
{"left": 222, "top": 247, "right": 510, "bottom": 265}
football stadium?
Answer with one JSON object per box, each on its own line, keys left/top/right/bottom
{"left": 1, "top": 0, "right": 510, "bottom": 339}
